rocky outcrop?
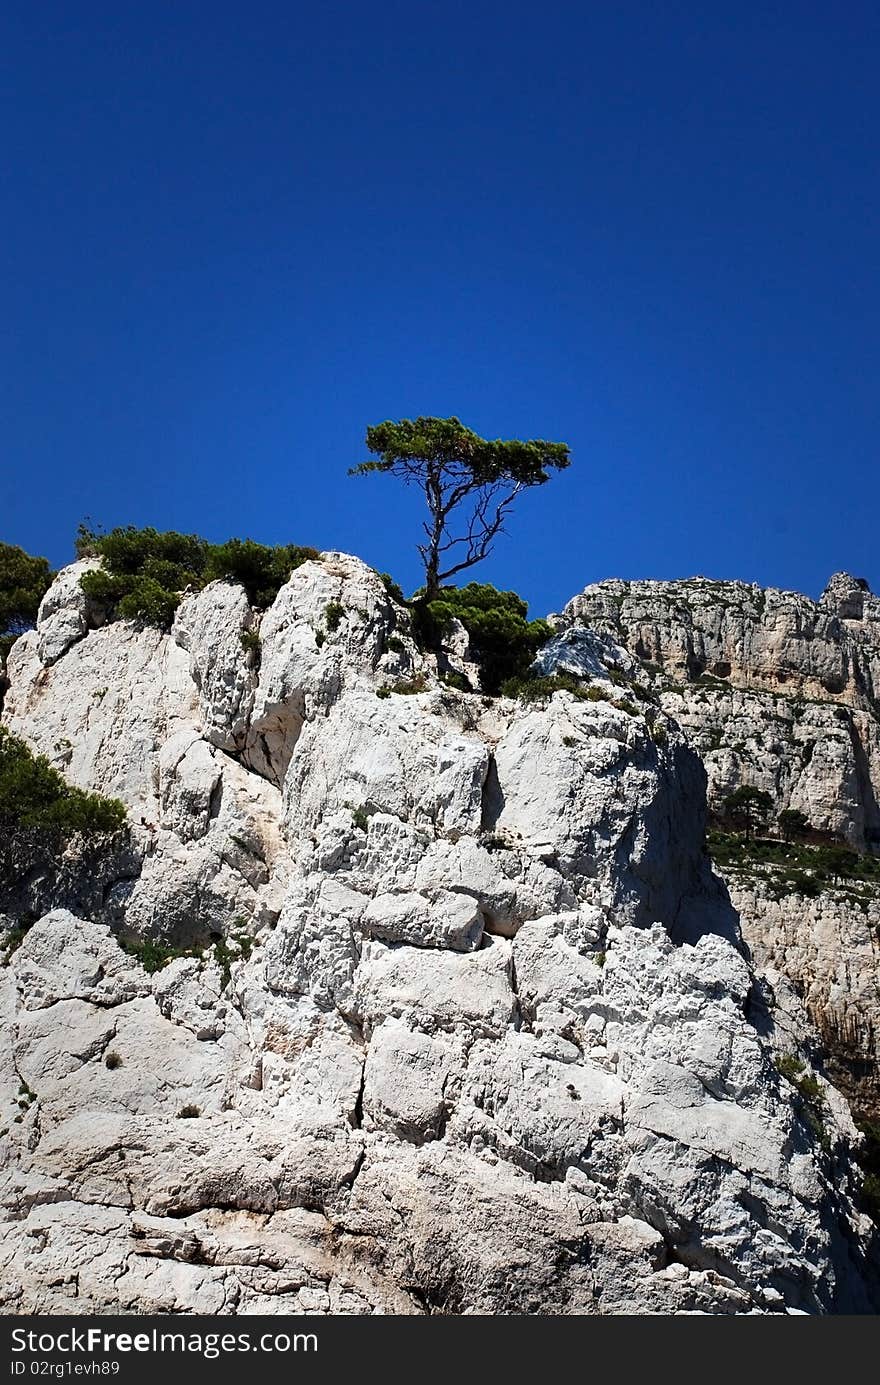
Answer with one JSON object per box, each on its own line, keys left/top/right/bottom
{"left": 1, "top": 555, "right": 878, "bottom": 1314}
{"left": 561, "top": 573, "right": 880, "bottom": 849}
{"left": 556, "top": 572, "right": 880, "bottom": 1119}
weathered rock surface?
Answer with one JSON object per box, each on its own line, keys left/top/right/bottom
{"left": 562, "top": 573, "right": 880, "bottom": 849}
{"left": 556, "top": 572, "right": 880, "bottom": 1119}
{"left": 1, "top": 554, "right": 878, "bottom": 1314}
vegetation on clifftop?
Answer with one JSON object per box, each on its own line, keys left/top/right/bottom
{"left": 0, "top": 541, "right": 54, "bottom": 659}
{"left": 76, "top": 525, "right": 320, "bottom": 628}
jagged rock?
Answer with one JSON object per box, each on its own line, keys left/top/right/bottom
{"left": 244, "top": 554, "right": 421, "bottom": 784}
{"left": 2, "top": 554, "right": 879, "bottom": 1315}
{"left": 173, "top": 580, "right": 258, "bottom": 753}
{"left": 558, "top": 572, "right": 880, "bottom": 1116}
{"left": 34, "top": 558, "right": 104, "bottom": 666}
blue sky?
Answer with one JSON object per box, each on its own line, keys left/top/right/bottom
{"left": 2, "top": 1, "right": 878, "bottom": 616}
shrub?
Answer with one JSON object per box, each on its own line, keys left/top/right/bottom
{"left": 378, "top": 572, "right": 405, "bottom": 603}
{"left": 0, "top": 541, "right": 54, "bottom": 645}
{"left": 203, "top": 538, "right": 319, "bottom": 607}
{"left": 104, "top": 1051, "right": 122, "bottom": 1070}
{"left": 855, "top": 1118, "right": 880, "bottom": 1223}
{"left": 385, "top": 635, "right": 405, "bottom": 654}
{"left": 324, "top": 600, "right": 345, "bottom": 632}
{"left": 379, "top": 674, "right": 428, "bottom": 696}
{"left": 500, "top": 672, "right": 594, "bottom": 703}
{"left": 177, "top": 1104, "right": 201, "bottom": 1119}
{"left": 0, "top": 727, "right": 126, "bottom": 836}
{"left": 417, "top": 584, "right": 550, "bottom": 694}
{"left": 239, "top": 629, "right": 262, "bottom": 661}
{"left": 78, "top": 527, "right": 319, "bottom": 629}
{"left": 778, "top": 808, "right": 810, "bottom": 843}
{"left": 119, "top": 937, "right": 196, "bottom": 974}
{"left": 439, "top": 668, "right": 471, "bottom": 692}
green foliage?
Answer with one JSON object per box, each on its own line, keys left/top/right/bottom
{"left": 351, "top": 417, "right": 570, "bottom": 598}
{"left": 385, "top": 635, "right": 405, "bottom": 654}
{"left": 78, "top": 526, "right": 319, "bottom": 629}
{"left": 324, "top": 600, "right": 345, "bottom": 632}
{"left": 0, "top": 727, "right": 126, "bottom": 836}
{"left": 420, "top": 583, "right": 550, "bottom": 694}
{"left": 500, "top": 672, "right": 599, "bottom": 703}
{"left": 1, "top": 924, "right": 33, "bottom": 961}
{"left": 378, "top": 572, "right": 405, "bottom": 603}
{"left": 203, "top": 538, "right": 319, "bottom": 606}
{"left": 119, "top": 937, "right": 197, "bottom": 974}
{"left": 214, "top": 940, "right": 234, "bottom": 988}
{"left": 0, "top": 541, "right": 54, "bottom": 644}
{"left": 855, "top": 1118, "right": 880, "bottom": 1223}
{"left": 706, "top": 830, "right": 880, "bottom": 900}
{"left": 775, "top": 1053, "right": 827, "bottom": 1141}
{"left": 649, "top": 721, "right": 668, "bottom": 748}
{"left": 778, "top": 807, "right": 810, "bottom": 843}
{"left": 723, "top": 785, "right": 774, "bottom": 840}
{"left": 378, "top": 673, "right": 428, "bottom": 697}
{"left": 348, "top": 804, "right": 370, "bottom": 832}
{"left": 239, "top": 629, "right": 262, "bottom": 662}
{"left": 439, "top": 668, "right": 471, "bottom": 692}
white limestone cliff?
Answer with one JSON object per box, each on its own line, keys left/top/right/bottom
{"left": 1, "top": 554, "right": 878, "bottom": 1314}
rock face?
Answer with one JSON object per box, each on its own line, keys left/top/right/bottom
{"left": 1, "top": 555, "right": 879, "bottom": 1314}
{"left": 562, "top": 574, "right": 880, "bottom": 849}
{"left": 557, "top": 573, "right": 880, "bottom": 1119}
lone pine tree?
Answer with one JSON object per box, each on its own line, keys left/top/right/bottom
{"left": 350, "top": 416, "right": 570, "bottom": 602}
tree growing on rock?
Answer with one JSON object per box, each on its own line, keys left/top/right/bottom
{"left": 0, "top": 541, "right": 54, "bottom": 656}
{"left": 778, "top": 807, "right": 810, "bottom": 843}
{"left": 350, "top": 417, "right": 570, "bottom": 602}
{"left": 723, "top": 785, "right": 773, "bottom": 841}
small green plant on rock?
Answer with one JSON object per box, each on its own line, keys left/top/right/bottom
{"left": 239, "top": 629, "right": 262, "bottom": 660}
{"left": 324, "top": 600, "right": 345, "bottom": 632}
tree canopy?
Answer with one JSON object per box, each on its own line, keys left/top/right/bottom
{"left": 0, "top": 542, "right": 54, "bottom": 654}
{"left": 723, "top": 785, "right": 773, "bottom": 841}
{"left": 350, "top": 417, "right": 570, "bottom": 600}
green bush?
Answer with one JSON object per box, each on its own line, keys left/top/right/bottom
{"left": 855, "top": 1118, "right": 880, "bottom": 1223}
{"left": 706, "top": 830, "right": 880, "bottom": 898}
{"left": 119, "top": 936, "right": 197, "bottom": 974}
{"left": 0, "top": 542, "right": 54, "bottom": 645}
{"left": 378, "top": 674, "right": 428, "bottom": 697}
{"left": 203, "top": 538, "right": 319, "bottom": 607}
{"left": 500, "top": 672, "right": 597, "bottom": 703}
{"left": 0, "top": 727, "right": 126, "bottom": 836}
{"left": 378, "top": 572, "right": 405, "bottom": 603}
{"left": 416, "top": 584, "right": 550, "bottom": 694}
{"left": 78, "top": 526, "right": 320, "bottom": 629}
{"left": 324, "top": 600, "right": 345, "bottom": 632}
{"left": 239, "top": 629, "right": 262, "bottom": 660}
{"left": 439, "top": 668, "right": 471, "bottom": 692}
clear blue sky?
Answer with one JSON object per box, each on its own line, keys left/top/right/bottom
{"left": 2, "top": 1, "right": 878, "bottom": 615}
